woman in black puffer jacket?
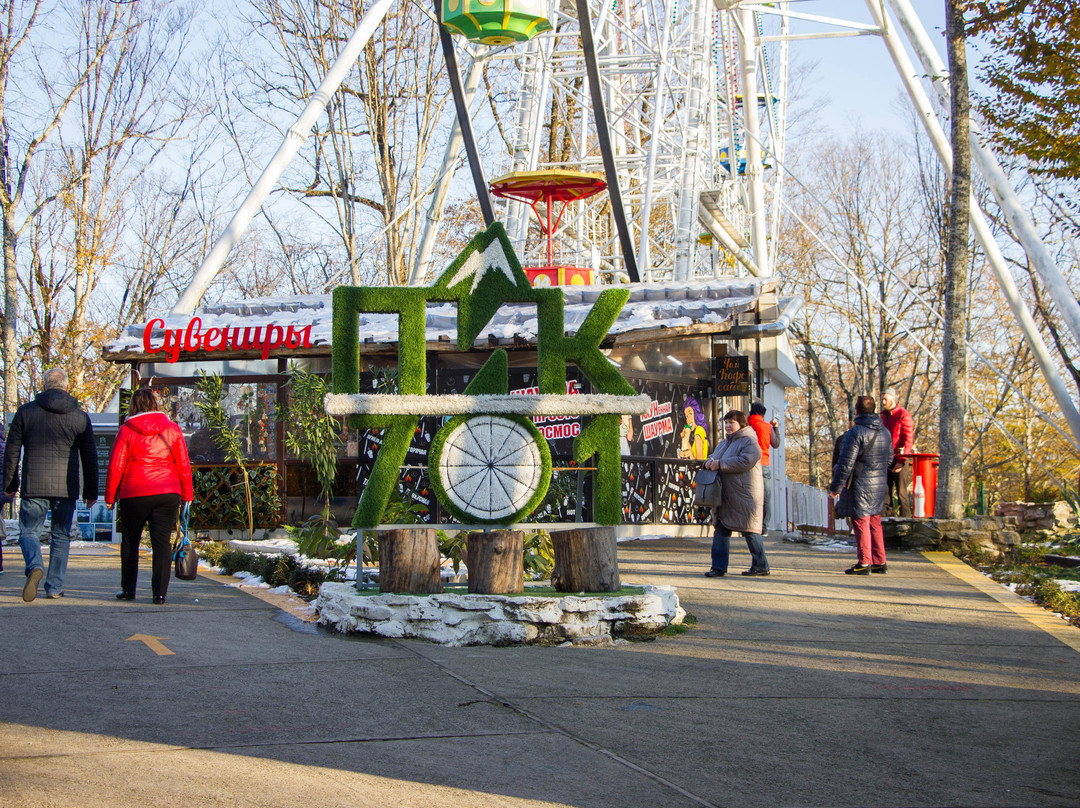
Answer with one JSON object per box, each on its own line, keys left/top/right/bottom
{"left": 829, "top": 395, "right": 894, "bottom": 575}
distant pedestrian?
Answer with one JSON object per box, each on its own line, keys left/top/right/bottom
{"left": 2, "top": 368, "right": 98, "bottom": 602}
{"left": 703, "top": 410, "right": 769, "bottom": 577}
{"left": 105, "top": 388, "right": 193, "bottom": 605}
{"left": 829, "top": 395, "right": 893, "bottom": 575}
{"left": 748, "top": 402, "right": 781, "bottom": 533}
{"left": 881, "top": 387, "right": 915, "bottom": 517}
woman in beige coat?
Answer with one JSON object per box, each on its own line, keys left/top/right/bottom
{"left": 702, "top": 410, "right": 769, "bottom": 576}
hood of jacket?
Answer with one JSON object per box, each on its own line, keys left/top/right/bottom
{"left": 122, "top": 411, "right": 174, "bottom": 436}
{"left": 853, "top": 412, "right": 884, "bottom": 431}
{"left": 34, "top": 388, "right": 80, "bottom": 415}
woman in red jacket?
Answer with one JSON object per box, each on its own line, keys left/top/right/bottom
{"left": 105, "top": 388, "right": 194, "bottom": 604}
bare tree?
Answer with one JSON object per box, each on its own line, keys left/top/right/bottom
{"left": 236, "top": 0, "right": 452, "bottom": 287}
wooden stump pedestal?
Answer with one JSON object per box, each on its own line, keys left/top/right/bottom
{"left": 379, "top": 528, "right": 443, "bottom": 594}
{"left": 466, "top": 530, "right": 524, "bottom": 594}
{"left": 551, "top": 526, "right": 620, "bottom": 592}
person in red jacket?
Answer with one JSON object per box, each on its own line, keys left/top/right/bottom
{"left": 748, "top": 402, "right": 781, "bottom": 532}
{"left": 105, "top": 388, "right": 193, "bottom": 604}
{"left": 880, "top": 387, "right": 915, "bottom": 517}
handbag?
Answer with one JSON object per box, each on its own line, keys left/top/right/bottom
{"left": 172, "top": 502, "right": 198, "bottom": 581}
{"left": 693, "top": 466, "right": 724, "bottom": 508}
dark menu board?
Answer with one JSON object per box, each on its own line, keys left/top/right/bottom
{"left": 93, "top": 432, "right": 114, "bottom": 497}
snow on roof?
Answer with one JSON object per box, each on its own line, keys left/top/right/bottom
{"left": 103, "top": 277, "right": 775, "bottom": 358}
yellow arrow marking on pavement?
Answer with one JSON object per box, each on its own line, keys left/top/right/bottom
{"left": 126, "top": 634, "right": 175, "bottom": 656}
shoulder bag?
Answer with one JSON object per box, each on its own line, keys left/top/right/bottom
{"left": 693, "top": 466, "right": 724, "bottom": 509}
{"left": 172, "top": 501, "right": 198, "bottom": 580}
{"left": 155, "top": 433, "right": 198, "bottom": 580}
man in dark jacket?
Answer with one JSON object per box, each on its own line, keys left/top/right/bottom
{"left": 828, "top": 395, "right": 893, "bottom": 575}
{"left": 3, "top": 368, "right": 97, "bottom": 601}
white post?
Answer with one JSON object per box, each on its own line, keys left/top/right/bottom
{"left": 735, "top": 7, "right": 771, "bottom": 277}
{"left": 672, "top": 0, "right": 709, "bottom": 280}
{"left": 887, "top": 0, "right": 1080, "bottom": 354}
{"left": 172, "top": 0, "right": 397, "bottom": 315}
{"left": 865, "top": 0, "right": 1080, "bottom": 444}
{"left": 409, "top": 57, "right": 482, "bottom": 286}
{"left": 637, "top": 0, "right": 677, "bottom": 274}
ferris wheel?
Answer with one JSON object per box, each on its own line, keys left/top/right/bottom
{"left": 491, "top": 0, "right": 789, "bottom": 284}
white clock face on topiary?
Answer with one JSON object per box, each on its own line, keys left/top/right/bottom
{"left": 434, "top": 415, "right": 545, "bottom": 522}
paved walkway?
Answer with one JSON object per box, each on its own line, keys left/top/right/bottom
{"left": 0, "top": 535, "right": 1078, "bottom": 807}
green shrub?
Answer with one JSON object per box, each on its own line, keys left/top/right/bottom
{"left": 288, "top": 565, "right": 326, "bottom": 598}
{"left": 523, "top": 529, "right": 554, "bottom": 580}
{"left": 194, "top": 541, "right": 229, "bottom": 567}
{"left": 217, "top": 548, "right": 254, "bottom": 576}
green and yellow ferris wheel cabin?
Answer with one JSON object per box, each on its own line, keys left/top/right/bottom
{"left": 440, "top": 0, "right": 553, "bottom": 46}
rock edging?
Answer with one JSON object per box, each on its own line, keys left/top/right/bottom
{"left": 315, "top": 583, "right": 685, "bottom": 646}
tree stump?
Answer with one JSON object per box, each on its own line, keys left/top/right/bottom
{"left": 466, "top": 530, "right": 524, "bottom": 594}
{"left": 379, "top": 528, "right": 443, "bottom": 594}
{"left": 551, "top": 526, "right": 620, "bottom": 592}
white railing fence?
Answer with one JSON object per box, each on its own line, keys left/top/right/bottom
{"left": 782, "top": 478, "right": 848, "bottom": 535}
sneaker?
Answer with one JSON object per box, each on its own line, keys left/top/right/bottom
{"left": 704, "top": 569, "right": 726, "bottom": 577}
{"left": 46, "top": 592, "right": 64, "bottom": 599}
{"left": 741, "top": 568, "right": 770, "bottom": 576}
{"left": 871, "top": 564, "right": 888, "bottom": 574}
{"left": 22, "top": 567, "right": 43, "bottom": 602}
{"left": 845, "top": 564, "right": 871, "bottom": 575}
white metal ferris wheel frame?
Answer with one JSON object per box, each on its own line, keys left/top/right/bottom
{"left": 489, "top": 0, "right": 790, "bottom": 283}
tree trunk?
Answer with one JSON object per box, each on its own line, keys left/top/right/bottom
{"left": 466, "top": 530, "right": 523, "bottom": 594}
{"left": 938, "top": 0, "right": 971, "bottom": 520}
{"left": 378, "top": 528, "right": 443, "bottom": 594}
{"left": 551, "top": 526, "right": 620, "bottom": 593}
{"left": 3, "top": 209, "right": 17, "bottom": 415}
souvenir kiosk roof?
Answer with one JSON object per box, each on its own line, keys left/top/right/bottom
{"left": 103, "top": 276, "right": 778, "bottom": 361}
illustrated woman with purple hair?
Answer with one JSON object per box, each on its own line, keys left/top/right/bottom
{"left": 678, "top": 396, "right": 709, "bottom": 460}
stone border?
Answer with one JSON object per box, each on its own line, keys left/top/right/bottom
{"left": 315, "top": 582, "right": 685, "bottom": 646}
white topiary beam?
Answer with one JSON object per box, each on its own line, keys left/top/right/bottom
{"left": 324, "top": 393, "right": 652, "bottom": 417}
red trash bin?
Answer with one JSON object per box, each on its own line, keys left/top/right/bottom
{"left": 897, "top": 453, "right": 939, "bottom": 517}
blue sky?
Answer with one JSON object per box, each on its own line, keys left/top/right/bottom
{"left": 785, "top": 1, "right": 948, "bottom": 136}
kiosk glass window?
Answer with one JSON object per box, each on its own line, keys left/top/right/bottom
{"left": 155, "top": 382, "right": 278, "bottom": 462}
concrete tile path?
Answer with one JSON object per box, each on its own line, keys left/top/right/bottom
{"left": 0, "top": 535, "right": 1077, "bottom": 807}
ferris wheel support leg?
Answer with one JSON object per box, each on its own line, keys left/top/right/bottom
{"left": 435, "top": 0, "right": 496, "bottom": 228}
{"left": 409, "top": 57, "right": 483, "bottom": 286}
{"left": 866, "top": 0, "right": 1080, "bottom": 448}
{"left": 672, "top": 0, "right": 710, "bottom": 281}
{"left": 735, "top": 6, "right": 771, "bottom": 277}
{"left": 574, "top": 0, "right": 640, "bottom": 283}
{"left": 887, "top": 0, "right": 1080, "bottom": 357}
{"left": 171, "top": 0, "right": 396, "bottom": 315}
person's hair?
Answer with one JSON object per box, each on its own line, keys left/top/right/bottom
{"left": 883, "top": 387, "right": 898, "bottom": 403}
{"left": 722, "top": 409, "right": 748, "bottom": 428}
{"left": 855, "top": 395, "right": 876, "bottom": 415}
{"left": 683, "top": 396, "right": 706, "bottom": 428}
{"left": 749, "top": 401, "right": 766, "bottom": 417}
{"left": 43, "top": 368, "right": 68, "bottom": 391}
{"left": 128, "top": 388, "right": 162, "bottom": 416}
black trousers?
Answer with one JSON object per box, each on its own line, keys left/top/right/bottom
{"left": 887, "top": 463, "right": 913, "bottom": 518}
{"left": 119, "top": 493, "right": 181, "bottom": 598}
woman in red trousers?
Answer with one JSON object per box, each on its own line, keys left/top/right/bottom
{"left": 105, "top": 389, "right": 193, "bottom": 604}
